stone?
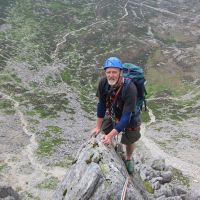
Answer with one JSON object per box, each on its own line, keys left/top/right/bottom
{"left": 172, "top": 185, "right": 187, "bottom": 196}
{"left": 156, "top": 184, "right": 174, "bottom": 197}
{"left": 164, "top": 197, "right": 182, "bottom": 200}
{"left": 153, "top": 181, "right": 161, "bottom": 190}
{"left": 160, "top": 171, "right": 172, "bottom": 183}
{"left": 145, "top": 168, "right": 155, "bottom": 179}
{"left": 140, "top": 170, "right": 147, "bottom": 181}
{"left": 52, "top": 134, "right": 148, "bottom": 200}
{"left": 0, "top": 186, "right": 20, "bottom": 200}
{"left": 156, "top": 195, "right": 167, "bottom": 200}
{"left": 185, "top": 189, "right": 200, "bottom": 200}
{"left": 151, "top": 158, "right": 165, "bottom": 171}
{"left": 151, "top": 177, "right": 163, "bottom": 184}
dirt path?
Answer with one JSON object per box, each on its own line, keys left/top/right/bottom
{"left": 0, "top": 91, "right": 66, "bottom": 198}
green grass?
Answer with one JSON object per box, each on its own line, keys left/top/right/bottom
{"left": 156, "top": 140, "right": 167, "bottom": 148}
{"left": 60, "top": 69, "right": 72, "bottom": 85}
{"left": 40, "top": 126, "right": 62, "bottom": 138}
{"left": 34, "top": 108, "right": 58, "bottom": 119}
{"left": 36, "top": 138, "right": 65, "bottom": 156}
{"left": 36, "top": 177, "right": 59, "bottom": 190}
{"left": 45, "top": 75, "right": 61, "bottom": 86}
{"left": 51, "top": 155, "right": 74, "bottom": 168}
{"left": 23, "top": 92, "right": 69, "bottom": 118}
{"left": 0, "top": 99, "right": 13, "bottom": 109}
{"left": 46, "top": 126, "right": 62, "bottom": 134}
{"left": 0, "top": 163, "right": 8, "bottom": 173}
{"left": 141, "top": 110, "right": 151, "bottom": 123}
{"left": 21, "top": 192, "right": 40, "bottom": 200}
{"left": 171, "top": 168, "right": 190, "bottom": 187}
{"left": 0, "top": 99, "right": 15, "bottom": 114}
{"left": 171, "top": 133, "right": 191, "bottom": 141}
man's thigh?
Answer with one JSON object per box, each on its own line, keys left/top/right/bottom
{"left": 101, "top": 116, "right": 113, "bottom": 135}
{"left": 121, "top": 130, "right": 141, "bottom": 145}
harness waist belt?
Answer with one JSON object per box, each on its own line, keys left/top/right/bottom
{"left": 125, "top": 126, "right": 140, "bottom": 131}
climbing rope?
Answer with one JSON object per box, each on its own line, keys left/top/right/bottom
{"left": 121, "top": 176, "right": 129, "bottom": 200}
{"left": 114, "top": 135, "right": 131, "bottom": 200}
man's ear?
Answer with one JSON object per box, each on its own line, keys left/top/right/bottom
{"left": 120, "top": 70, "right": 123, "bottom": 76}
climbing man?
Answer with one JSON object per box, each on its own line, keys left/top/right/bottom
{"left": 90, "top": 56, "right": 141, "bottom": 174}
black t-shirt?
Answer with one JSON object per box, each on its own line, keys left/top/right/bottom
{"left": 97, "top": 77, "right": 138, "bottom": 118}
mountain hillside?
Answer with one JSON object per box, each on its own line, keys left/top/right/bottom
{"left": 0, "top": 0, "right": 200, "bottom": 199}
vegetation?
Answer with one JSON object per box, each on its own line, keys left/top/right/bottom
{"left": 141, "top": 110, "right": 151, "bottom": 123}
{"left": 36, "top": 138, "right": 65, "bottom": 156}
{"left": 171, "top": 168, "right": 190, "bottom": 187}
{"left": 0, "top": 163, "right": 8, "bottom": 173}
{"left": 0, "top": 99, "right": 15, "bottom": 115}
{"left": 144, "top": 180, "right": 154, "bottom": 194}
{"left": 51, "top": 155, "right": 74, "bottom": 168}
{"left": 36, "top": 177, "right": 59, "bottom": 190}
{"left": 21, "top": 192, "right": 40, "bottom": 200}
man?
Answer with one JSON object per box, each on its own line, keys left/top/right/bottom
{"left": 90, "top": 56, "right": 141, "bottom": 174}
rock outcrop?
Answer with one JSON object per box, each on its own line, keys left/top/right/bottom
{"left": 0, "top": 186, "right": 20, "bottom": 200}
{"left": 52, "top": 133, "right": 149, "bottom": 200}
{"left": 52, "top": 133, "right": 200, "bottom": 200}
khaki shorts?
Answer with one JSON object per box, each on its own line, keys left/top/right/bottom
{"left": 101, "top": 116, "right": 141, "bottom": 145}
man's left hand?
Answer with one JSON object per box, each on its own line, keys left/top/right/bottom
{"left": 102, "top": 134, "right": 112, "bottom": 145}
{"left": 101, "top": 129, "right": 118, "bottom": 145}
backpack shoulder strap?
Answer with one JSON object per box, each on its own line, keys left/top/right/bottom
{"left": 121, "top": 78, "right": 131, "bottom": 101}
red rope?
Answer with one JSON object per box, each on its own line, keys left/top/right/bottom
{"left": 121, "top": 176, "right": 129, "bottom": 200}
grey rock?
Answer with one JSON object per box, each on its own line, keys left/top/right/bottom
{"left": 156, "top": 195, "right": 167, "bottom": 200}
{"left": 148, "top": 171, "right": 157, "bottom": 180}
{"left": 134, "top": 165, "right": 141, "bottom": 173}
{"left": 155, "top": 184, "right": 174, "bottom": 197}
{"left": 172, "top": 185, "right": 187, "bottom": 196}
{"left": 185, "top": 189, "right": 200, "bottom": 200}
{"left": 151, "top": 158, "right": 165, "bottom": 171}
{"left": 160, "top": 171, "right": 172, "bottom": 183}
{"left": 164, "top": 197, "right": 182, "bottom": 200}
{"left": 153, "top": 181, "right": 161, "bottom": 190}
{"left": 3, "top": 197, "right": 15, "bottom": 200}
{"left": 140, "top": 170, "right": 147, "bottom": 181}
{"left": 52, "top": 134, "right": 148, "bottom": 200}
{"left": 151, "top": 177, "right": 163, "bottom": 184}
{"left": 154, "top": 171, "right": 161, "bottom": 177}
{"left": 145, "top": 168, "right": 154, "bottom": 178}
{"left": 0, "top": 186, "right": 20, "bottom": 200}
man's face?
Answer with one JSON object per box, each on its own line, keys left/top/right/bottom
{"left": 105, "top": 67, "right": 121, "bottom": 86}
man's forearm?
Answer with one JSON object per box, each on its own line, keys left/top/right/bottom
{"left": 96, "top": 117, "right": 104, "bottom": 129}
{"left": 109, "top": 129, "right": 119, "bottom": 137}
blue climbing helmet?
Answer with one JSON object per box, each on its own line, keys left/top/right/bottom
{"left": 103, "top": 57, "right": 123, "bottom": 70}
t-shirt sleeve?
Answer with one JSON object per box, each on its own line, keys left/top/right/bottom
{"left": 96, "top": 77, "right": 107, "bottom": 101}
{"left": 122, "top": 82, "right": 137, "bottom": 113}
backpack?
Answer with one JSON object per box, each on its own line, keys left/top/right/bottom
{"left": 122, "top": 63, "right": 147, "bottom": 114}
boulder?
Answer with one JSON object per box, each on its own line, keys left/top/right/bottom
{"left": 52, "top": 134, "right": 149, "bottom": 200}
{"left": 160, "top": 171, "right": 172, "bottom": 183}
{"left": 151, "top": 159, "right": 166, "bottom": 171}
{"left": 0, "top": 186, "right": 20, "bottom": 200}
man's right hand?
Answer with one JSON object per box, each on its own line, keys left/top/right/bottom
{"left": 90, "top": 127, "right": 100, "bottom": 138}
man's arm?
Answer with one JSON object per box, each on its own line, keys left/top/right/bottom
{"left": 90, "top": 117, "right": 104, "bottom": 137}
{"left": 90, "top": 100, "right": 106, "bottom": 137}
